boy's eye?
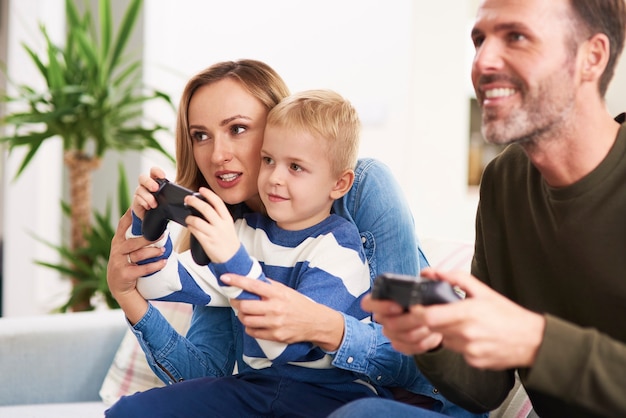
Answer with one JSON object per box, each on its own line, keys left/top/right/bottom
{"left": 262, "top": 156, "right": 274, "bottom": 165}
{"left": 290, "top": 163, "right": 302, "bottom": 172}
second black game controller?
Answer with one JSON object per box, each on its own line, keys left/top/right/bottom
{"left": 142, "top": 178, "right": 211, "bottom": 265}
{"left": 371, "top": 273, "right": 462, "bottom": 309}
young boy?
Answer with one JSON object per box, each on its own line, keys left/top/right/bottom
{"left": 131, "top": 90, "right": 373, "bottom": 373}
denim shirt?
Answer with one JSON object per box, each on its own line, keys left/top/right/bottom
{"left": 130, "top": 158, "right": 484, "bottom": 418}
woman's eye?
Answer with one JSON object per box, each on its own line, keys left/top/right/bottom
{"left": 191, "top": 131, "right": 208, "bottom": 142}
{"left": 230, "top": 125, "right": 246, "bottom": 135}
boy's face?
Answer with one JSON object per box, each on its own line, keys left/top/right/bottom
{"left": 258, "top": 124, "right": 339, "bottom": 230}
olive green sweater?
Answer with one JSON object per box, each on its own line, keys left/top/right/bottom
{"left": 416, "top": 115, "right": 626, "bottom": 417}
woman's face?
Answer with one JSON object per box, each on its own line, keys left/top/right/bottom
{"left": 188, "top": 78, "right": 268, "bottom": 212}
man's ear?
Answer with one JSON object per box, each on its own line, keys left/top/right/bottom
{"left": 330, "top": 169, "right": 355, "bottom": 200}
{"left": 580, "top": 32, "right": 610, "bottom": 83}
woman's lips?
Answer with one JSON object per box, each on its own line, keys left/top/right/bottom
{"left": 215, "top": 172, "right": 242, "bottom": 188}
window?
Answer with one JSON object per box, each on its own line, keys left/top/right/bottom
{"left": 467, "top": 98, "right": 505, "bottom": 186}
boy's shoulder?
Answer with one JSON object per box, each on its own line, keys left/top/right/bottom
{"left": 240, "top": 212, "right": 271, "bottom": 230}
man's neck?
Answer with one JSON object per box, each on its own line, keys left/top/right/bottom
{"left": 522, "top": 109, "right": 620, "bottom": 188}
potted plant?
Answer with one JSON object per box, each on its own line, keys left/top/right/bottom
{"left": 0, "top": 0, "right": 174, "bottom": 310}
{"left": 35, "top": 163, "right": 131, "bottom": 311}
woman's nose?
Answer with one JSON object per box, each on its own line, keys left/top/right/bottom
{"left": 211, "top": 136, "right": 233, "bottom": 163}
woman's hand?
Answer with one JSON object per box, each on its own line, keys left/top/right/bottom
{"left": 223, "top": 274, "right": 345, "bottom": 352}
{"left": 107, "top": 209, "right": 167, "bottom": 324}
{"left": 132, "top": 166, "right": 168, "bottom": 220}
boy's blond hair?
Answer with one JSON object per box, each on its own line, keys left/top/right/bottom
{"left": 266, "top": 89, "right": 360, "bottom": 175}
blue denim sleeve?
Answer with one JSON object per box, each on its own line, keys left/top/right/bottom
{"left": 331, "top": 159, "right": 428, "bottom": 386}
{"left": 332, "top": 314, "right": 420, "bottom": 386}
{"left": 131, "top": 303, "right": 239, "bottom": 384}
{"left": 332, "top": 158, "right": 429, "bottom": 282}
{"left": 330, "top": 159, "right": 484, "bottom": 417}
{"left": 333, "top": 314, "right": 485, "bottom": 417}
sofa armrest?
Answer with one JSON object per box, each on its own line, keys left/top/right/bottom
{"left": 0, "top": 309, "right": 126, "bottom": 406}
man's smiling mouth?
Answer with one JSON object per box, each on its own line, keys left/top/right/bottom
{"left": 484, "top": 88, "right": 516, "bottom": 99}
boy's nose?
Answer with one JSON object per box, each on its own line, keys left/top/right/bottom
{"left": 269, "top": 166, "right": 285, "bottom": 185}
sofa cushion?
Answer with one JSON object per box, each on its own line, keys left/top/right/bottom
{"left": 0, "top": 309, "right": 126, "bottom": 406}
{"left": 421, "top": 237, "right": 474, "bottom": 271}
{"left": 97, "top": 239, "right": 534, "bottom": 418}
{"left": 99, "top": 301, "right": 192, "bottom": 405}
{"left": 0, "top": 402, "right": 107, "bottom": 418}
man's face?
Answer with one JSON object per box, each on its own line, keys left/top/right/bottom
{"left": 471, "top": 0, "right": 580, "bottom": 145}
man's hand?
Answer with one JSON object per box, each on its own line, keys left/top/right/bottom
{"left": 362, "top": 294, "right": 444, "bottom": 354}
{"left": 364, "top": 268, "right": 546, "bottom": 370}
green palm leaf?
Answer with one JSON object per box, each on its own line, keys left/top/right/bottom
{"left": 1, "top": 0, "right": 174, "bottom": 162}
{"left": 0, "top": 0, "right": 174, "bottom": 311}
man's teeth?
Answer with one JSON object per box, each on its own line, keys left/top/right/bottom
{"left": 219, "top": 173, "right": 238, "bottom": 182}
{"left": 485, "top": 88, "right": 516, "bottom": 99}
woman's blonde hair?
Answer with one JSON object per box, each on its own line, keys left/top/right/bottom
{"left": 175, "top": 59, "right": 290, "bottom": 189}
{"left": 173, "top": 60, "right": 290, "bottom": 252}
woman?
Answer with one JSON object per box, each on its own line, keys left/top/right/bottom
{"left": 106, "top": 59, "right": 480, "bottom": 417}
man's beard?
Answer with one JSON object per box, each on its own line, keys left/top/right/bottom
{"left": 480, "top": 71, "right": 576, "bottom": 147}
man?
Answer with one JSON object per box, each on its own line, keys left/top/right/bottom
{"left": 329, "top": 0, "right": 626, "bottom": 417}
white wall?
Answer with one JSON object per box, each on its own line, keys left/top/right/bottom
{"left": 140, "top": 0, "right": 476, "bottom": 243}
{"left": 4, "top": 0, "right": 626, "bottom": 316}
{"left": 2, "top": 0, "right": 68, "bottom": 316}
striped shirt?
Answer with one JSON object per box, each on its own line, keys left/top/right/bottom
{"left": 135, "top": 212, "right": 371, "bottom": 372}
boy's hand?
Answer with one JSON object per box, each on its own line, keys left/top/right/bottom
{"left": 224, "top": 274, "right": 345, "bottom": 352}
{"left": 184, "top": 187, "right": 240, "bottom": 263}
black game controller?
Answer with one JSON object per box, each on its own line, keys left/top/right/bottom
{"left": 371, "top": 273, "right": 462, "bottom": 309}
{"left": 142, "top": 178, "right": 211, "bottom": 265}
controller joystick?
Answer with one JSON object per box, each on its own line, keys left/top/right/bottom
{"left": 371, "top": 273, "right": 462, "bottom": 309}
{"left": 142, "top": 178, "right": 211, "bottom": 265}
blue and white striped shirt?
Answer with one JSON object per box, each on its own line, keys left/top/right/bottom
{"left": 134, "top": 212, "right": 371, "bottom": 375}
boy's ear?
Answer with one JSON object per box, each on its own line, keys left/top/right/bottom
{"left": 330, "top": 169, "right": 355, "bottom": 200}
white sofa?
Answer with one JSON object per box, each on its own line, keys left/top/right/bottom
{"left": 0, "top": 238, "right": 533, "bottom": 417}
{"left": 0, "top": 308, "right": 126, "bottom": 417}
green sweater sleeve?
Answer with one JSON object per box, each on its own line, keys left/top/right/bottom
{"left": 522, "top": 314, "right": 626, "bottom": 416}
{"left": 414, "top": 348, "right": 514, "bottom": 413}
